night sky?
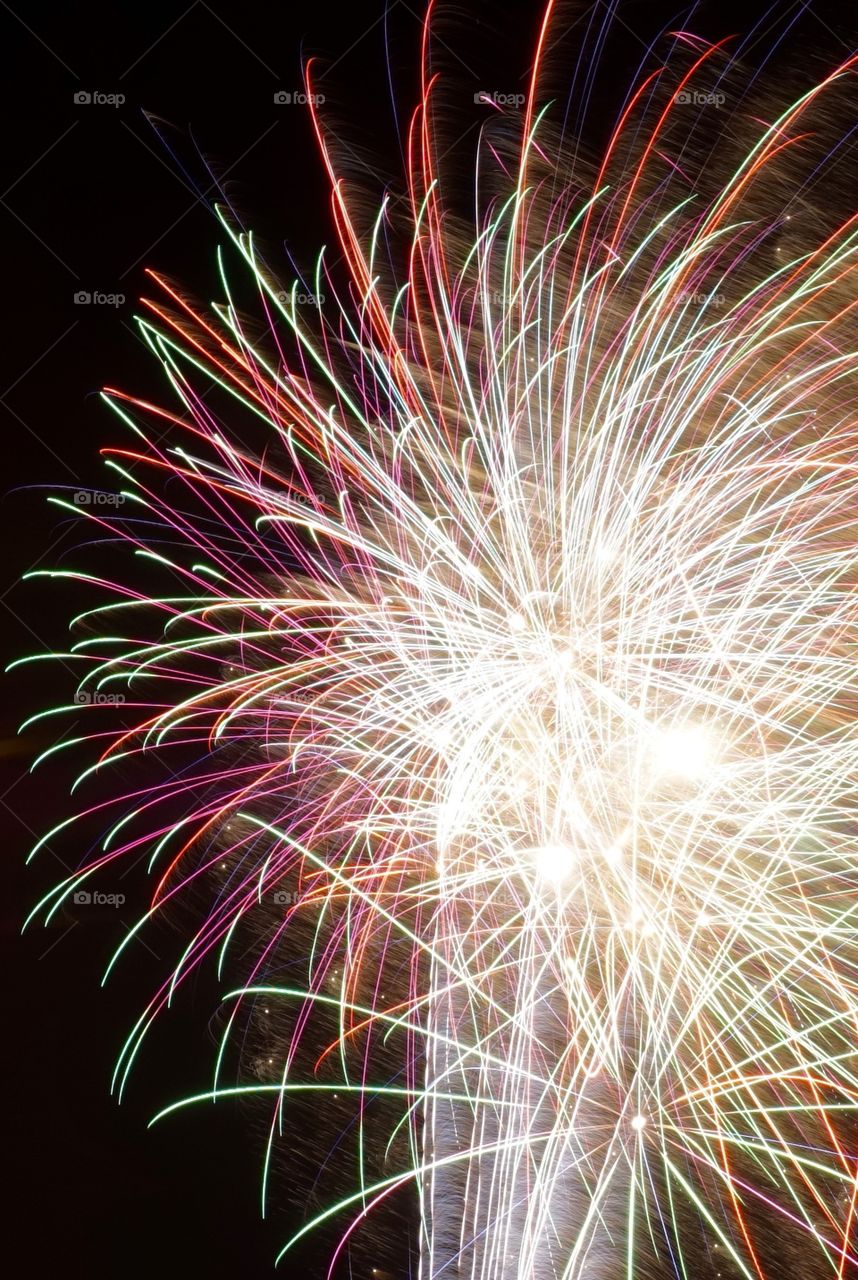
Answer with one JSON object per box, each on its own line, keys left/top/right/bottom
{"left": 3, "top": 1, "right": 855, "bottom": 1276}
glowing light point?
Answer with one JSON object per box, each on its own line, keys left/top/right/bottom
{"left": 653, "top": 723, "right": 714, "bottom": 779}
{"left": 533, "top": 844, "right": 576, "bottom": 883}
{"left": 631, "top": 1114, "right": 647, "bottom": 1132}
{"left": 553, "top": 643, "right": 576, "bottom": 669}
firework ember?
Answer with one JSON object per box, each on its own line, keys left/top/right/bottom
{"left": 19, "top": 3, "right": 858, "bottom": 1278}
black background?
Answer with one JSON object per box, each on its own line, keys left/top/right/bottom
{"left": 2, "top": 2, "right": 855, "bottom": 1276}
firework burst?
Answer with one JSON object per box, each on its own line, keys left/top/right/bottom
{"left": 19, "top": 4, "right": 858, "bottom": 1278}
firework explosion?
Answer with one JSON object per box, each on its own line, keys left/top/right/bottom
{"left": 19, "top": 3, "right": 858, "bottom": 1277}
